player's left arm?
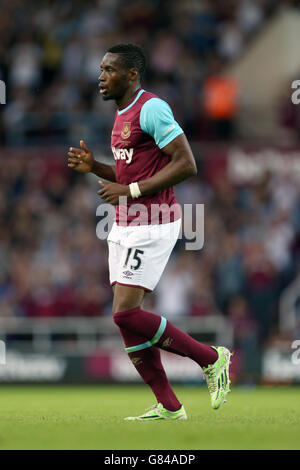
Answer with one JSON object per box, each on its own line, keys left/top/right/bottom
{"left": 138, "top": 133, "right": 197, "bottom": 196}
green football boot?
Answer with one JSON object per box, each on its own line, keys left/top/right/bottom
{"left": 202, "top": 346, "right": 233, "bottom": 410}
{"left": 124, "top": 403, "right": 187, "bottom": 421}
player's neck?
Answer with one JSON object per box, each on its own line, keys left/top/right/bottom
{"left": 116, "top": 85, "right": 141, "bottom": 110}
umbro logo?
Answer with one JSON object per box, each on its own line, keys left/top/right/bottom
{"left": 131, "top": 357, "right": 143, "bottom": 366}
{"left": 123, "top": 270, "right": 133, "bottom": 277}
{"left": 162, "top": 337, "right": 173, "bottom": 349}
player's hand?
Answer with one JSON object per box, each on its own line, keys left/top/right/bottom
{"left": 98, "top": 180, "right": 130, "bottom": 205}
{"left": 67, "top": 140, "right": 94, "bottom": 173}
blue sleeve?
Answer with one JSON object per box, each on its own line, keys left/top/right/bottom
{"left": 139, "top": 98, "right": 184, "bottom": 149}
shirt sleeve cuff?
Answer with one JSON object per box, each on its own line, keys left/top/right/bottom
{"left": 158, "top": 129, "right": 184, "bottom": 149}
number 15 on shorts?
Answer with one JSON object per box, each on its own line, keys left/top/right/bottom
{"left": 124, "top": 248, "right": 144, "bottom": 270}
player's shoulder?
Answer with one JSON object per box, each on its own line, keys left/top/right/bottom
{"left": 141, "top": 90, "right": 170, "bottom": 106}
{"left": 139, "top": 90, "right": 183, "bottom": 145}
{"left": 140, "top": 89, "right": 159, "bottom": 101}
{"left": 140, "top": 90, "right": 172, "bottom": 115}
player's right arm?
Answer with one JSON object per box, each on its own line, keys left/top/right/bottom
{"left": 67, "top": 140, "right": 116, "bottom": 182}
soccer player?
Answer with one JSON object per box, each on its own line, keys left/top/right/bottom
{"left": 67, "top": 44, "right": 232, "bottom": 421}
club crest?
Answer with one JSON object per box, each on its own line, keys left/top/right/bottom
{"left": 121, "top": 122, "right": 131, "bottom": 139}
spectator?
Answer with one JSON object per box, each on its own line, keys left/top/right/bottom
{"left": 202, "top": 56, "right": 239, "bottom": 140}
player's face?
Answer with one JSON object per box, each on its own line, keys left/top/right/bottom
{"left": 98, "top": 53, "right": 129, "bottom": 101}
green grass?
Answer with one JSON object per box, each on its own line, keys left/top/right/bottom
{"left": 0, "top": 385, "right": 299, "bottom": 450}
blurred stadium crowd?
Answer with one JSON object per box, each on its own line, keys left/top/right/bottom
{"left": 0, "top": 0, "right": 294, "bottom": 145}
{"left": 2, "top": 0, "right": 300, "bottom": 378}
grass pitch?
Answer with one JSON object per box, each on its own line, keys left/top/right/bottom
{"left": 0, "top": 385, "right": 299, "bottom": 450}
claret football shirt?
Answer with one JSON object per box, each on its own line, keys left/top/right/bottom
{"left": 110, "top": 88, "right": 183, "bottom": 225}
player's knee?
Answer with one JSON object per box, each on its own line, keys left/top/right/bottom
{"left": 112, "top": 310, "right": 125, "bottom": 327}
{"left": 112, "top": 302, "right": 131, "bottom": 316}
{"left": 113, "top": 306, "right": 140, "bottom": 328}
{"left": 112, "top": 299, "right": 140, "bottom": 316}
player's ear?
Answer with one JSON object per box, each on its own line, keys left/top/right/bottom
{"left": 128, "top": 67, "right": 139, "bottom": 82}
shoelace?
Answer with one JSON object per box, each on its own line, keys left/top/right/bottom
{"left": 145, "top": 404, "right": 159, "bottom": 412}
{"left": 204, "top": 368, "right": 217, "bottom": 394}
{"left": 143, "top": 404, "right": 162, "bottom": 416}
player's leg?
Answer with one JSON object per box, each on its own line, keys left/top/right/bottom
{"left": 113, "top": 285, "right": 232, "bottom": 410}
{"left": 111, "top": 218, "right": 219, "bottom": 371}
{"left": 112, "top": 284, "right": 184, "bottom": 416}
{"left": 108, "top": 225, "right": 184, "bottom": 417}
{"left": 113, "top": 286, "right": 218, "bottom": 368}
{"left": 110, "top": 220, "right": 231, "bottom": 410}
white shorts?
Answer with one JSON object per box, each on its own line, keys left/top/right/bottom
{"left": 107, "top": 219, "right": 181, "bottom": 292}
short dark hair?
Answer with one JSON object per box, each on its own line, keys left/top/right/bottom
{"left": 106, "top": 43, "right": 146, "bottom": 81}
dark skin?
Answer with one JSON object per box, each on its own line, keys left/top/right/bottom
{"left": 67, "top": 51, "right": 197, "bottom": 313}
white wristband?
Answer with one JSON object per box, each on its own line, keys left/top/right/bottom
{"left": 129, "top": 182, "right": 142, "bottom": 198}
